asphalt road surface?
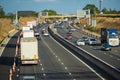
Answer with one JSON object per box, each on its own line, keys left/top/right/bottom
{"left": 0, "top": 32, "right": 20, "bottom": 80}
{"left": 0, "top": 25, "right": 104, "bottom": 80}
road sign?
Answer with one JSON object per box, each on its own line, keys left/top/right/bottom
{"left": 77, "top": 9, "right": 90, "bottom": 18}
{"left": 77, "top": 9, "right": 91, "bottom": 25}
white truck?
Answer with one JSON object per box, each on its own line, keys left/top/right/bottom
{"left": 20, "top": 37, "right": 38, "bottom": 64}
{"left": 22, "top": 27, "right": 30, "bottom": 31}
{"left": 27, "top": 20, "right": 37, "bottom": 29}
{"left": 23, "top": 30, "right": 34, "bottom": 38}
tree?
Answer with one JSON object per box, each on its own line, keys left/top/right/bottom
{"left": 83, "top": 4, "right": 99, "bottom": 14}
{"left": 0, "top": 6, "right": 5, "bottom": 17}
{"left": 102, "top": 8, "right": 108, "bottom": 14}
{"left": 42, "top": 9, "right": 57, "bottom": 15}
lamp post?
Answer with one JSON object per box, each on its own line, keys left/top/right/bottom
{"left": 99, "top": 0, "right": 103, "bottom": 14}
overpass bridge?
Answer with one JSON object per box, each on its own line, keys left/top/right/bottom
{"left": 41, "top": 14, "right": 76, "bottom": 18}
{"left": 40, "top": 14, "right": 77, "bottom": 22}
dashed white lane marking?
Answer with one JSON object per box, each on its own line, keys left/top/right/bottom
{"left": 41, "top": 36, "right": 75, "bottom": 79}
{"left": 49, "top": 34, "right": 105, "bottom": 80}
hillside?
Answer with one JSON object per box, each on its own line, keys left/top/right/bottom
{"left": 0, "top": 17, "right": 36, "bottom": 43}
{"left": 0, "top": 18, "right": 15, "bottom": 42}
{"left": 19, "top": 17, "right": 36, "bottom": 27}
{"left": 79, "top": 17, "right": 120, "bottom": 33}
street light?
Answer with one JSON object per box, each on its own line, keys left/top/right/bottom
{"left": 99, "top": 0, "right": 103, "bottom": 14}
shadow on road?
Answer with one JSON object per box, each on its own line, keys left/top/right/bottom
{"left": 0, "top": 56, "right": 14, "bottom": 66}
{"left": 1, "top": 43, "right": 16, "bottom": 48}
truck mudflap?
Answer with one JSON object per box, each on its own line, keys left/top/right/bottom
{"left": 22, "top": 60, "right": 38, "bottom": 64}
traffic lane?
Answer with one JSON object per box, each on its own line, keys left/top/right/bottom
{"left": 73, "top": 29, "right": 120, "bottom": 57}
{"left": 57, "top": 28, "right": 120, "bottom": 69}
{"left": 38, "top": 37, "right": 74, "bottom": 80}
{"left": 72, "top": 31, "right": 120, "bottom": 69}
{"left": 19, "top": 65, "right": 42, "bottom": 80}
{"left": 80, "top": 45, "right": 120, "bottom": 68}
{"left": 40, "top": 35, "right": 103, "bottom": 80}
{"left": 0, "top": 32, "right": 20, "bottom": 80}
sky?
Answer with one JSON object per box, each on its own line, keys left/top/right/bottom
{"left": 0, "top": 0, "right": 120, "bottom": 14}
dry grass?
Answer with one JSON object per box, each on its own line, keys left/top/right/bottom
{"left": 79, "top": 17, "right": 120, "bottom": 33}
{"left": 0, "top": 18, "right": 15, "bottom": 42}
{"left": 19, "top": 17, "right": 36, "bottom": 27}
{"left": 96, "top": 17, "right": 120, "bottom": 29}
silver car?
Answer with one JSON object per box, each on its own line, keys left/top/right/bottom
{"left": 88, "top": 38, "right": 97, "bottom": 45}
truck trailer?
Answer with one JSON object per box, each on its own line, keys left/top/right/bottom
{"left": 20, "top": 37, "right": 38, "bottom": 64}
{"left": 101, "top": 28, "right": 119, "bottom": 46}
{"left": 23, "top": 30, "right": 34, "bottom": 38}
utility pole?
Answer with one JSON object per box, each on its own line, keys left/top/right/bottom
{"left": 15, "top": 11, "right": 18, "bottom": 25}
{"left": 99, "top": 0, "right": 103, "bottom": 13}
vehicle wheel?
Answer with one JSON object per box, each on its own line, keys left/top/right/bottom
{"left": 109, "top": 49, "right": 111, "bottom": 51}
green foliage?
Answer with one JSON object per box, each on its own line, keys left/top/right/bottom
{"left": 83, "top": 4, "right": 99, "bottom": 14}
{"left": 0, "top": 6, "right": 5, "bottom": 18}
{"left": 102, "top": 8, "right": 108, "bottom": 14}
{"left": 42, "top": 9, "right": 57, "bottom": 15}
{"left": 75, "top": 22, "right": 80, "bottom": 26}
{"left": 102, "top": 8, "right": 120, "bottom": 14}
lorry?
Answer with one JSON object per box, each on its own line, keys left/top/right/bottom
{"left": 27, "top": 20, "right": 37, "bottom": 29}
{"left": 22, "top": 27, "right": 31, "bottom": 31}
{"left": 101, "top": 28, "right": 119, "bottom": 46}
{"left": 20, "top": 37, "right": 38, "bottom": 64}
{"left": 23, "top": 30, "right": 34, "bottom": 38}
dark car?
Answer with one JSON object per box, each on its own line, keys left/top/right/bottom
{"left": 81, "top": 35, "right": 88, "bottom": 42}
{"left": 101, "top": 43, "right": 111, "bottom": 51}
{"left": 35, "top": 32, "right": 41, "bottom": 40}
{"left": 67, "top": 30, "right": 72, "bottom": 34}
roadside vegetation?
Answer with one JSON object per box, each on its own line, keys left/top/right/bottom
{"left": 0, "top": 18, "right": 15, "bottom": 42}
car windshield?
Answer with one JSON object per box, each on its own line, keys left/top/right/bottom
{"left": 90, "top": 38, "right": 96, "bottom": 41}
{"left": 78, "top": 39, "right": 84, "bottom": 42}
{"left": 103, "top": 43, "right": 110, "bottom": 47}
{"left": 109, "top": 34, "right": 119, "bottom": 38}
{"left": 82, "top": 36, "right": 87, "bottom": 39}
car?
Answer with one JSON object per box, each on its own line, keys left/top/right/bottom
{"left": 34, "top": 32, "right": 41, "bottom": 40}
{"left": 76, "top": 39, "right": 85, "bottom": 45}
{"left": 43, "top": 32, "right": 49, "bottom": 36}
{"left": 65, "top": 34, "right": 72, "bottom": 39}
{"left": 81, "top": 35, "right": 88, "bottom": 42}
{"left": 70, "top": 28, "right": 76, "bottom": 31}
{"left": 67, "top": 30, "right": 72, "bottom": 34}
{"left": 101, "top": 43, "right": 111, "bottom": 51}
{"left": 88, "top": 38, "right": 97, "bottom": 45}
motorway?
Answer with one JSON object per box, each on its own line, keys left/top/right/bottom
{"left": 57, "top": 25, "right": 120, "bottom": 71}
{"left": 0, "top": 23, "right": 120, "bottom": 80}
{"left": 56, "top": 22, "right": 120, "bottom": 79}
{"left": 19, "top": 25, "right": 103, "bottom": 80}
{"left": 0, "top": 24, "right": 104, "bottom": 80}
